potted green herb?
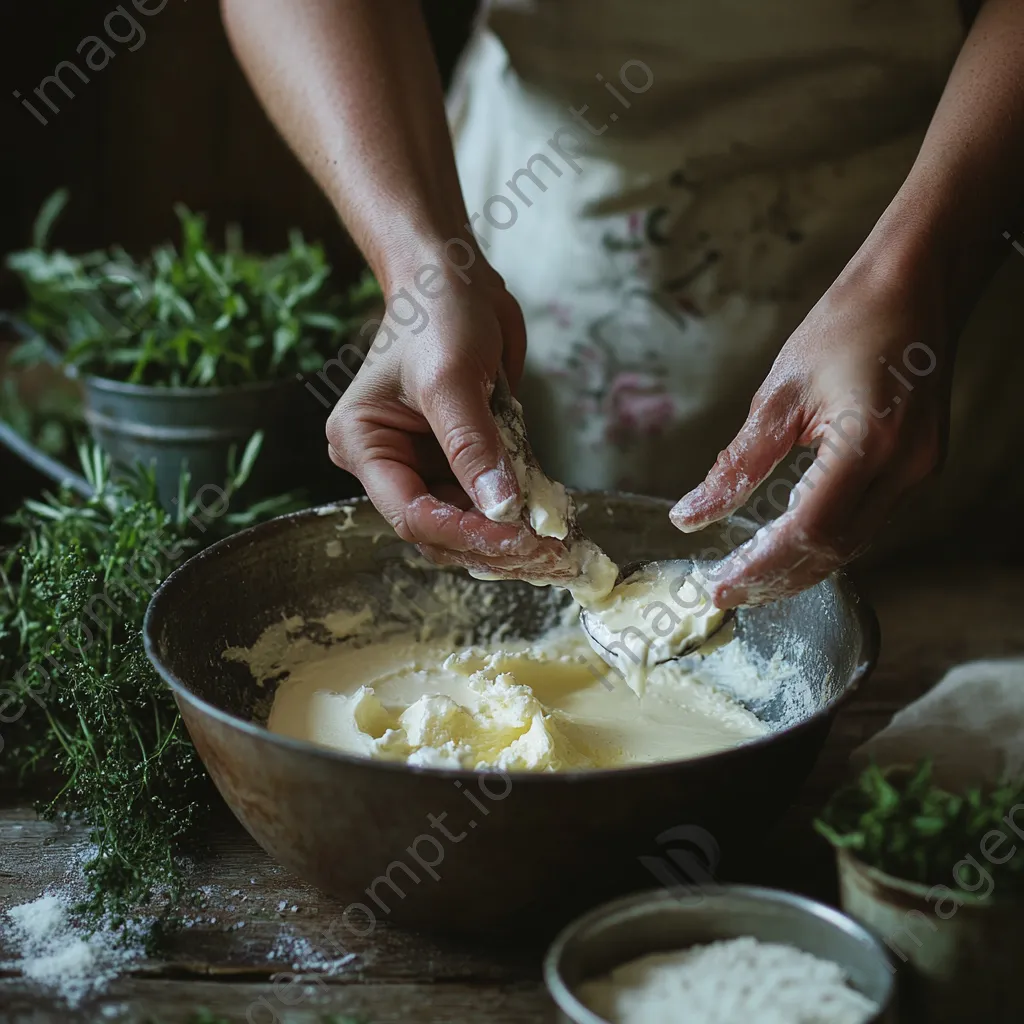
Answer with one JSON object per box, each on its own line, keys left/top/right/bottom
{"left": 816, "top": 760, "right": 1024, "bottom": 1023}
{"left": 6, "top": 190, "right": 380, "bottom": 508}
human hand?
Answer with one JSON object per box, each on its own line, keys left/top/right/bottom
{"left": 670, "top": 258, "right": 951, "bottom": 608}
{"left": 326, "top": 265, "right": 571, "bottom": 577}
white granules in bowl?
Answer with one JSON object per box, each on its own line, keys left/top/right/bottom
{"left": 576, "top": 936, "right": 879, "bottom": 1024}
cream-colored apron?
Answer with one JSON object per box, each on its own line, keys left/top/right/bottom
{"left": 448, "top": 0, "right": 1024, "bottom": 547}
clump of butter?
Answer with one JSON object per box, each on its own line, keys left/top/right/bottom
{"left": 566, "top": 540, "right": 620, "bottom": 608}
{"left": 251, "top": 569, "right": 775, "bottom": 773}
{"left": 321, "top": 649, "right": 588, "bottom": 771}
{"left": 583, "top": 564, "right": 727, "bottom": 698}
{"left": 486, "top": 384, "right": 619, "bottom": 605}
{"left": 491, "top": 387, "right": 573, "bottom": 541}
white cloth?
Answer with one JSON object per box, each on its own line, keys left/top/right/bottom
{"left": 855, "top": 658, "right": 1024, "bottom": 788}
{"left": 448, "top": 0, "right": 1024, "bottom": 545}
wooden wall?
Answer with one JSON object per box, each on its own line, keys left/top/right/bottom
{"left": 0, "top": 0, "right": 477, "bottom": 303}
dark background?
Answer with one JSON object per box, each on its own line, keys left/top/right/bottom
{"left": 0, "top": 0, "right": 476, "bottom": 514}
{"left": 0, "top": 0, "right": 478, "bottom": 304}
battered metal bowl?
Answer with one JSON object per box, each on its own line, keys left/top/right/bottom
{"left": 143, "top": 493, "right": 879, "bottom": 934}
{"left": 544, "top": 887, "right": 897, "bottom": 1022}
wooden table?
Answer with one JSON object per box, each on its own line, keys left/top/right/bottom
{"left": 3, "top": 563, "right": 1023, "bottom": 1023}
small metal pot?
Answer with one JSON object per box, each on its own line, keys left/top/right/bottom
{"left": 82, "top": 373, "right": 351, "bottom": 508}
{"left": 545, "top": 886, "right": 896, "bottom": 1023}
{"left": 837, "top": 848, "right": 1024, "bottom": 1023}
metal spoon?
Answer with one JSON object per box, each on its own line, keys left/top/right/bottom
{"left": 579, "top": 558, "right": 736, "bottom": 675}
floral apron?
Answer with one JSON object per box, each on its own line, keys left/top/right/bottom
{"left": 447, "top": 0, "right": 1024, "bottom": 546}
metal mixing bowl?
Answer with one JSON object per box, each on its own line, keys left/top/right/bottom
{"left": 143, "top": 493, "right": 878, "bottom": 934}
{"left": 544, "top": 887, "right": 897, "bottom": 1022}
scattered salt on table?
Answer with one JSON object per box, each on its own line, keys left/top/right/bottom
{"left": 2, "top": 894, "right": 144, "bottom": 1008}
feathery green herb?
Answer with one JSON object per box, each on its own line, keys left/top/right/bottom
{"left": 816, "top": 760, "right": 1024, "bottom": 891}
{"left": 6, "top": 189, "right": 380, "bottom": 387}
{"left": 0, "top": 439, "right": 300, "bottom": 935}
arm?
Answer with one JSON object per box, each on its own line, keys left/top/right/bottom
{"left": 221, "top": 0, "right": 561, "bottom": 573}
{"left": 671, "top": 0, "right": 1024, "bottom": 607}
{"left": 221, "top": 0, "right": 465, "bottom": 284}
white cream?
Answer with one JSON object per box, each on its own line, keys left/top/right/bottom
{"left": 259, "top": 620, "right": 768, "bottom": 771}
{"left": 485, "top": 386, "right": 619, "bottom": 604}
{"left": 565, "top": 539, "right": 620, "bottom": 607}
{"left": 492, "top": 392, "right": 573, "bottom": 541}
{"left": 583, "top": 563, "right": 727, "bottom": 697}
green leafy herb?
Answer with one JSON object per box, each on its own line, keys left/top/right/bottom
{"left": 815, "top": 760, "right": 1024, "bottom": 891}
{"left": 0, "top": 439, "right": 301, "bottom": 936}
{"left": 6, "top": 189, "right": 380, "bottom": 387}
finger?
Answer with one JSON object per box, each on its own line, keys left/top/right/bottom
{"left": 418, "top": 542, "right": 578, "bottom": 581}
{"left": 705, "top": 430, "right": 882, "bottom": 607}
{"left": 333, "top": 425, "right": 540, "bottom": 556}
{"left": 418, "top": 361, "right": 524, "bottom": 522}
{"left": 401, "top": 487, "right": 543, "bottom": 558}
{"left": 706, "top": 530, "right": 839, "bottom": 608}
{"left": 670, "top": 391, "right": 802, "bottom": 533}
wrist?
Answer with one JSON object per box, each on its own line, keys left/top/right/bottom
{"left": 835, "top": 204, "right": 951, "bottom": 343}
{"left": 844, "top": 166, "right": 1001, "bottom": 333}
{"left": 374, "top": 227, "right": 500, "bottom": 300}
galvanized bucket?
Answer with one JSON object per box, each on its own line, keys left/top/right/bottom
{"left": 82, "top": 373, "right": 352, "bottom": 509}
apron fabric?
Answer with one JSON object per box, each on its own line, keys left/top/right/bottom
{"left": 447, "top": 1, "right": 1024, "bottom": 548}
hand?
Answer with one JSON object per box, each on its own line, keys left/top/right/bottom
{"left": 326, "top": 264, "right": 570, "bottom": 576}
{"left": 670, "top": 255, "right": 951, "bottom": 607}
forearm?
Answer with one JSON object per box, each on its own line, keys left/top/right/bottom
{"left": 220, "top": 0, "right": 471, "bottom": 287}
{"left": 850, "top": 0, "right": 1024, "bottom": 327}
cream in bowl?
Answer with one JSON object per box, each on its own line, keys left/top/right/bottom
{"left": 225, "top": 570, "right": 811, "bottom": 772}
{"left": 143, "top": 494, "right": 879, "bottom": 932}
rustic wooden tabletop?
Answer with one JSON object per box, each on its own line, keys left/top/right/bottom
{"left": 3, "top": 561, "right": 1023, "bottom": 1023}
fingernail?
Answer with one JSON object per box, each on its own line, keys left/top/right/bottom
{"left": 475, "top": 465, "right": 521, "bottom": 522}
{"left": 670, "top": 486, "right": 706, "bottom": 531}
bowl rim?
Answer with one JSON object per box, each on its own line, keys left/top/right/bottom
{"left": 542, "top": 884, "right": 897, "bottom": 1023}
{"left": 143, "top": 493, "right": 881, "bottom": 782}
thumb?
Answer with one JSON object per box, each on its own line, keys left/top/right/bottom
{"left": 419, "top": 362, "right": 523, "bottom": 522}
{"left": 671, "top": 391, "right": 801, "bottom": 532}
